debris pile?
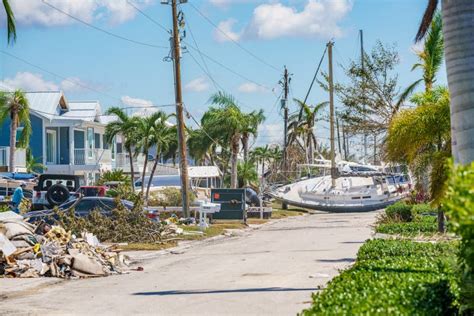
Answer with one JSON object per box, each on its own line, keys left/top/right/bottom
{"left": 0, "top": 211, "right": 128, "bottom": 278}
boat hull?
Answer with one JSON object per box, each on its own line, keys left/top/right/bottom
{"left": 275, "top": 195, "right": 401, "bottom": 212}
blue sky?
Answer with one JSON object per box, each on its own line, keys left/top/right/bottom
{"left": 0, "top": 0, "right": 445, "bottom": 154}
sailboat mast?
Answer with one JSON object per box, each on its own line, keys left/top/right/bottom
{"left": 328, "top": 41, "right": 336, "bottom": 188}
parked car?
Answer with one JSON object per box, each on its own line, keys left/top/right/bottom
{"left": 32, "top": 174, "right": 81, "bottom": 210}
{"left": 75, "top": 186, "right": 107, "bottom": 198}
{"left": 24, "top": 196, "right": 135, "bottom": 224}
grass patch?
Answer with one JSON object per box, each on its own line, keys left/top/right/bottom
{"left": 119, "top": 241, "right": 178, "bottom": 251}
{"left": 302, "top": 239, "right": 460, "bottom": 315}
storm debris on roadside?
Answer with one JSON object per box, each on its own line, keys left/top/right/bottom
{"left": 0, "top": 211, "right": 128, "bottom": 279}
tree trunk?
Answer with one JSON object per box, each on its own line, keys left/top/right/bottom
{"left": 230, "top": 134, "right": 240, "bottom": 188}
{"left": 437, "top": 208, "right": 446, "bottom": 233}
{"left": 261, "top": 160, "right": 265, "bottom": 181}
{"left": 141, "top": 149, "right": 149, "bottom": 195}
{"left": 242, "top": 133, "right": 249, "bottom": 162}
{"left": 442, "top": 0, "right": 474, "bottom": 164}
{"left": 308, "top": 134, "right": 314, "bottom": 165}
{"left": 127, "top": 147, "right": 135, "bottom": 192}
{"left": 146, "top": 153, "right": 160, "bottom": 201}
{"left": 9, "top": 109, "right": 18, "bottom": 173}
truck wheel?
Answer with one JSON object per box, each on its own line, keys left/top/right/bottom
{"left": 46, "top": 184, "right": 70, "bottom": 206}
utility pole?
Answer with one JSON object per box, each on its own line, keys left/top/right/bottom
{"left": 169, "top": 0, "right": 190, "bottom": 217}
{"left": 336, "top": 117, "right": 342, "bottom": 156}
{"left": 342, "top": 121, "right": 347, "bottom": 160}
{"left": 282, "top": 66, "right": 290, "bottom": 174}
{"left": 360, "top": 29, "right": 368, "bottom": 162}
{"left": 328, "top": 41, "right": 336, "bottom": 188}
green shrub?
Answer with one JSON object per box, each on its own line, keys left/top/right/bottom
{"left": 302, "top": 239, "right": 459, "bottom": 315}
{"left": 412, "top": 203, "right": 434, "bottom": 215}
{"left": 376, "top": 216, "right": 438, "bottom": 236}
{"left": 443, "top": 161, "right": 474, "bottom": 314}
{"left": 385, "top": 201, "right": 413, "bottom": 222}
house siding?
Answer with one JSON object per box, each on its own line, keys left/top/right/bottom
{"left": 0, "top": 113, "right": 44, "bottom": 160}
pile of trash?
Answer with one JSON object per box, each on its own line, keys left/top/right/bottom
{"left": 0, "top": 211, "right": 128, "bottom": 278}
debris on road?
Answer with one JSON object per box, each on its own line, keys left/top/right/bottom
{"left": 0, "top": 211, "right": 128, "bottom": 279}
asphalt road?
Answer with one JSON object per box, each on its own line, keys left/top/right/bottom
{"left": 1, "top": 211, "right": 377, "bottom": 316}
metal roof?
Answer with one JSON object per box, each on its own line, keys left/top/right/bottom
{"left": 25, "top": 91, "right": 68, "bottom": 121}
{"left": 61, "top": 101, "right": 101, "bottom": 122}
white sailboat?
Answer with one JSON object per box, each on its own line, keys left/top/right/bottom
{"left": 272, "top": 42, "right": 411, "bottom": 212}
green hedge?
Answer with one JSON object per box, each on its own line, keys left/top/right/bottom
{"left": 301, "top": 239, "right": 459, "bottom": 315}
{"left": 443, "top": 161, "right": 474, "bottom": 313}
{"left": 376, "top": 216, "right": 438, "bottom": 236}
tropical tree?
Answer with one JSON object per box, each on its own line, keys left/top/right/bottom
{"left": 205, "top": 92, "right": 246, "bottom": 189}
{"left": 417, "top": 0, "right": 474, "bottom": 164}
{"left": 251, "top": 145, "right": 271, "bottom": 178}
{"left": 0, "top": 90, "right": 31, "bottom": 172}
{"left": 398, "top": 11, "right": 443, "bottom": 106}
{"left": 386, "top": 86, "right": 451, "bottom": 231}
{"left": 187, "top": 127, "right": 215, "bottom": 166}
{"left": 25, "top": 148, "right": 46, "bottom": 174}
{"left": 3, "top": 0, "right": 16, "bottom": 44}
{"left": 288, "top": 99, "right": 328, "bottom": 164}
{"left": 237, "top": 161, "right": 258, "bottom": 187}
{"left": 135, "top": 112, "right": 168, "bottom": 195}
{"left": 97, "top": 169, "right": 130, "bottom": 186}
{"left": 241, "top": 110, "right": 265, "bottom": 162}
{"left": 104, "top": 107, "right": 139, "bottom": 191}
{"left": 145, "top": 115, "right": 176, "bottom": 200}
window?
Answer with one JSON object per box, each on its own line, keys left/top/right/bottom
{"left": 102, "top": 135, "right": 109, "bottom": 149}
{"left": 87, "top": 128, "right": 94, "bottom": 158}
{"left": 46, "top": 130, "right": 57, "bottom": 164}
{"left": 94, "top": 133, "right": 101, "bottom": 149}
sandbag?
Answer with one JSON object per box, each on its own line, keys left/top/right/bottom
{"left": 71, "top": 253, "right": 106, "bottom": 276}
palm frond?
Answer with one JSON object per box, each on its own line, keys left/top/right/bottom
{"left": 3, "top": 0, "right": 16, "bottom": 44}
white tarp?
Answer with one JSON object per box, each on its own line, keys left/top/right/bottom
{"left": 188, "top": 166, "right": 221, "bottom": 178}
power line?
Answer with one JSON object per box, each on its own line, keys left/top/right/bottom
{"left": 42, "top": 0, "right": 168, "bottom": 49}
{"left": 125, "top": 1, "right": 272, "bottom": 90}
{"left": 187, "top": 2, "right": 280, "bottom": 73}
{"left": 0, "top": 50, "right": 169, "bottom": 107}
{"left": 126, "top": 0, "right": 171, "bottom": 35}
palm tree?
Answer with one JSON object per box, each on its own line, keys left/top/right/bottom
{"left": 187, "top": 127, "right": 215, "bottom": 166}
{"left": 288, "top": 99, "right": 328, "bottom": 164}
{"left": 25, "top": 148, "right": 46, "bottom": 174}
{"left": 251, "top": 145, "right": 271, "bottom": 178}
{"left": 104, "top": 107, "right": 139, "bottom": 191}
{"left": 3, "top": 0, "right": 16, "bottom": 44}
{"left": 0, "top": 90, "right": 31, "bottom": 172}
{"left": 206, "top": 92, "right": 246, "bottom": 189}
{"left": 241, "top": 110, "right": 265, "bottom": 162}
{"left": 398, "top": 11, "right": 443, "bottom": 106}
{"left": 145, "top": 113, "right": 175, "bottom": 200}
{"left": 417, "top": 0, "right": 474, "bottom": 164}
{"left": 237, "top": 161, "right": 258, "bottom": 187}
{"left": 135, "top": 112, "right": 168, "bottom": 195}
{"left": 386, "top": 86, "right": 451, "bottom": 231}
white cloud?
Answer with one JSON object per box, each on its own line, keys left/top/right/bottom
{"left": 213, "top": 18, "right": 242, "bottom": 42}
{"left": 238, "top": 82, "right": 268, "bottom": 93}
{"left": 256, "top": 123, "right": 283, "bottom": 146}
{"left": 0, "top": 72, "right": 94, "bottom": 93}
{"left": 184, "top": 77, "right": 209, "bottom": 92}
{"left": 1, "top": 72, "right": 59, "bottom": 91}
{"left": 121, "top": 95, "right": 157, "bottom": 116}
{"left": 215, "top": 0, "right": 352, "bottom": 42}
{"left": 5, "top": 0, "right": 153, "bottom": 27}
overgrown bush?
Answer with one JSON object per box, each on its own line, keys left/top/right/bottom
{"left": 302, "top": 239, "right": 459, "bottom": 315}
{"left": 385, "top": 201, "right": 413, "bottom": 222}
{"left": 443, "top": 161, "right": 474, "bottom": 314}
{"left": 106, "top": 183, "right": 139, "bottom": 203}
{"left": 96, "top": 169, "right": 130, "bottom": 186}
{"left": 52, "top": 197, "right": 163, "bottom": 243}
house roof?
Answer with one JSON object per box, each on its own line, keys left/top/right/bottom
{"left": 26, "top": 91, "right": 68, "bottom": 121}
{"left": 61, "top": 101, "right": 101, "bottom": 122}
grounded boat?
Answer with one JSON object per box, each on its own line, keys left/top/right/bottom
{"left": 272, "top": 162, "right": 411, "bottom": 212}
{"left": 272, "top": 41, "right": 411, "bottom": 212}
